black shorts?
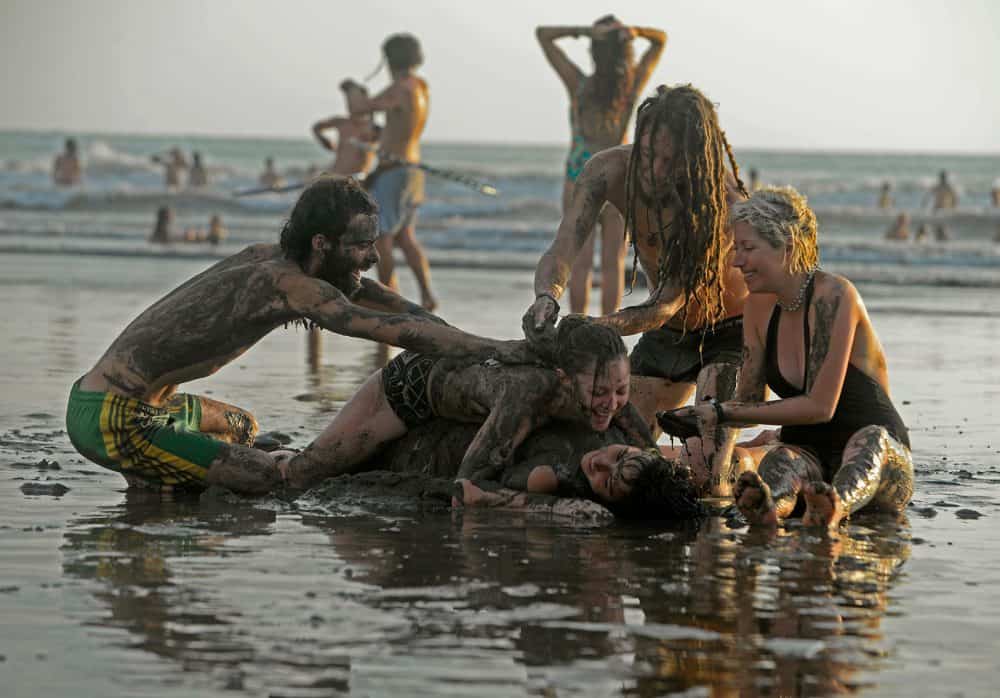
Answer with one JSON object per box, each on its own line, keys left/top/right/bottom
{"left": 381, "top": 351, "right": 439, "bottom": 428}
{"left": 630, "top": 317, "right": 743, "bottom": 384}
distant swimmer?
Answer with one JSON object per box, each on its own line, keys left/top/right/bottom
{"left": 259, "top": 157, "right": 285, "bottom": 189}
{"left": 52, "top": 138, "right": 82, "bottom": 187}
{"left": 536, "top": 16, "right": 666, "bottom": 316}
{"left": 915, "top": 222, "right": 931, "bottom": 242}
{"left": 207, "top": 214, "right": 227, "bottom": 245}
{"left": 150, "top": 205, "right": 174, "bottom": 244}
{"left": 926, "top": 169, "right": 958, "bottom": 211}
{"left": 189, "top": 151, "right": 209, "bottom": 188}
{"left": 65, "top": 177, "right": 533, "bottom": 496}
{"left": 884, "top": 212, "right": 910, "bottom": 241}
{"left": 311, "top": 81, "right": 381, "bottom": 177}
{"left": 152, "top": 147, "right": 189, "bottom": 189}
{"left": 878, "top": 181, "right": 893, "bottom": 209}
{"left": 343, "top": 33, "right": 437, "bottom": 311}
{"left": 749, "top": 168, "right": 761, "bottom": 192}
{"left": 991, "top": 179, "right": 1000, "bottom": 208}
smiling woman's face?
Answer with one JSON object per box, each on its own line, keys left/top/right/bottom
{"left": 731, "top": 220, "right": 787, "bottom": 294}
{"left": 569, "top": 357, "right": 630, "bottom": 432}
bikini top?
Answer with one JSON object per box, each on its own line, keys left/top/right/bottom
{"left": 764, "top": 276, "right": 910, "bottom": 453}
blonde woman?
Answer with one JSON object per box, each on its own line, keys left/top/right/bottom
{"left": 662, "top": 186, "right": 913, "bottom": 530}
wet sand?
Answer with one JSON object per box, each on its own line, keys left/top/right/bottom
{"left": 1, "top": 252, "right": 998, "bottom": 696}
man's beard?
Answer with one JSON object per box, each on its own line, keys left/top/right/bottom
{"left": 320, "top": 253, "right": 363, "bottom": 299}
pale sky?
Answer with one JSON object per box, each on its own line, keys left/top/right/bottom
{"left": 2, "top": 0, "right": 998, "bottom": 152}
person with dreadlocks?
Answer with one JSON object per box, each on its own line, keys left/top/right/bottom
{"left": 277, "top": 317, "right": 654, "bottom": 491}
{"left": 536, "top": 16, "right": 666, "bottom": 317}
{"left": 524, "top": 84, "right": 750, "bottom": 497}
{"left": 341, "top": 33, "right": 437, "bottom": 312}
{"left": 65, "top": 176, "right": 533, "bottom": 496}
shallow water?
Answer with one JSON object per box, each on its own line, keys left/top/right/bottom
{"left": 1, "top": 254, "right": 998, "bottom": 697}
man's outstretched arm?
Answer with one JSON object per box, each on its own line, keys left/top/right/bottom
{"left": 353, "top": 278, "right": 448, "bottom": 325}
{"left": 288, "top": 278, "right": 532, "bottom": 363}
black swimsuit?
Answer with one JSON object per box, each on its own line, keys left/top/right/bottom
{"left": 764, "top": 277, "right": 910, "bottom": 479}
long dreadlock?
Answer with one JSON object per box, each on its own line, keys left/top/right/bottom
{"left": 623, "top": 84, "right": 748, "bottom": 328}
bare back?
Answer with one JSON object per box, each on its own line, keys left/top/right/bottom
{"left": 429, "top": 361, "right": 561, "bottom": 423}
{"left": 81, "top": 245, "right": 309, "bottom": 402}
{"left": 380, "top": 76, "right": 428, "bottom": 163}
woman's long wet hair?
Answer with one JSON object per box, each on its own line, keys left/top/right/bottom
{"left": 623, "top": 84, "right": 748, "bottom": 328}
{"left": 580, "top": 15, "right": 635, "bottom": 138}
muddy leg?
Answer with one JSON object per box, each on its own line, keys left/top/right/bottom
{"left": 803, "top": 426, "right": 914, "bottom": 530}
{"left": 736, "top": 446, "right": 822, "bottom": 527}
{"left": 283, "top": 371, "right": 408, "bottom": 490}
{"left": 167, "top": 394, "right": 259, "bottom": 446}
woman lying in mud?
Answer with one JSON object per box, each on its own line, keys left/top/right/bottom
{"left": 661, "top": 186, "right": 914, "bottom": 531}
{"left": 278, "top": 316, "right": 652, "bottom": 492}
{"left": 342, "top": 417, "right": 705, "bottom": 519}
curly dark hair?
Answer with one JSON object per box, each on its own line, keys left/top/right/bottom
{"left": 624, "top": 84, "right": 748, "bottom": 328}
{"left": 279, "top": 176, "right": 377, "bottom": 266}
{"left": 553, "top": 315, "right": 626, "bottom": 376}
{"left": 580, "top": 15, "right": 635, "bottom": 140}
{"left": 603, "top": 451, "right": 706, "bottom": 520}
{"left": 383, "top": 33, "right": 423, "bottom": 71}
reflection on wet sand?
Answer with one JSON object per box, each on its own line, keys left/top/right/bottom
{"left": 60, "top": 483, "right": 911, "bottom": 696}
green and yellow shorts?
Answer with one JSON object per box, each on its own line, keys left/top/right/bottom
{"left": 66, "top": 378, "right": 225, "bottom": 488}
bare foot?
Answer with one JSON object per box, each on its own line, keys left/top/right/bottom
{"left": 735, "top": 471, "right": 779, "bottom": 527}
{"left": 802, "top": 481, "right": 847, "bottom": 531}
{"left": 421, "top": 294, "right": 438, "bottom": 312}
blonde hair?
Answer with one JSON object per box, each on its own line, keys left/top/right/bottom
{"left": 730, "top": 186, "right": 819, "bottom": 274}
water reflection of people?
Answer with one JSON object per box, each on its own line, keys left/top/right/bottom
{"left": 61, "top": 492, "right": 275, "bottom": 676}
{"left": 628, "top": 519, "right": 911, "bottom": 695}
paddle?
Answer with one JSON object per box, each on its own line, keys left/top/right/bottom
{"left": 233, "top": 145, "right": 499, "bottom": 198}
{"left": 232, "top": 182, "right": 310, "bottom": 198}
{"left": 350, "top": 140, "right": 499, "bottom": 197}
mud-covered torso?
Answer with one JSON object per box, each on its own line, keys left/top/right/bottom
{"left": 87, "top": 245, "right": 305, "bottom": 400}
